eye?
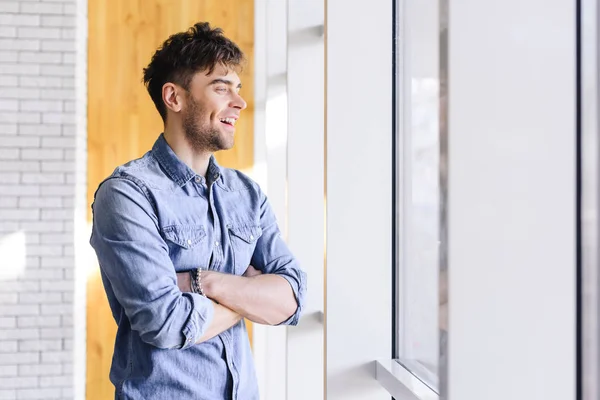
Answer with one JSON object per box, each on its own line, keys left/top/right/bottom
{"left": 215, "top": 86, "right": 228, "bottom": 93}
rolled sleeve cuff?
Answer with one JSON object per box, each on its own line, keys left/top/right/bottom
{"left": 277, "top": 270, "right": 307, "bottom": 326}
{"left": 179, "top": 293, "right": 214, "bottom": 349}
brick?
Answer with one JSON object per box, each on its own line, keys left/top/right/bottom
{"left": 0, "top": 124, "right": 17, "bottom": 134}
{"left": 0, "top": 281, "right": 39, "bottom": 293}
{"left": 63, "top": 4, "right": 76, "bottom": 15}
{"left": 24, "top": 234, "right": 39, "bottom": 245}
{"left": 42, "top": 113, "right": 74, "bottom": 124}
{"left": 63, "top": 269, "right": 74, "bottom": 280}
{"left": 0, "top": 3, "right": 18, "bottom": 13}
{"left": 0, "top": 294, "right": 17, "bottom": 304}
{"left": 0, "top": 136, "right": 39, "bottom": 148}
{"left": 62, "top": 364, "right": 71, "bottom": 375}
{"left": 39, "top": 375, "right": 70, "bottom": 387}
{"left": 41, "top": 209, "right": 72, "bottom": 220}
{"left": 27, "top": 245, "right": 63, "bottom": 257}
{"left": 19, "top": 52, "right": 62, "bottom": 64}
{"left": 21, "top": 269, "right": 63, "bottom": 282}
{"left": 0, "top": 341, "right": 17, "bottom": 352}
{"left": 0, "top": 76, "right": 16, "bottom": 86}
{"left": 0, "top": 173, "right": 19, "bottom": 184}
{"left": 0, "top": 352, "right": 38, "bottom": 365}
{"left": 0, "top": 112, "right": 40, "bottom": 124}
{"left": 40, "top": 40, "right": 73, "bottom": 52}
{"left": 40, "top": 351, "right": 71, "bottom": 363}
{"left": 17, "top": 316, "right": 60, "bottom": 328}
{"left": 0, "top": 305, "right": 38, "bottom": 317}
{"left": 21, "top": 149, "right": 63, "bottom": 160}
{"left": 40, "top": 65, "right": 73, "bottom": 77}
{"left": 40, "top": 185, "right": 74, "bottom": 196}
{"left": 0, "top": 197, "right": 17, "bottom": 207}
{"left": 62, "top": 53, "right": 74, "bottom": 65}
{"left": 20, "top": 2, "right": 64, "bottom": 15}
{"left": 0, "top": 389, "right": 15, "bottom": 400}
{"left": 0, "top": 52, "right": 16, "bottom": 63}
{"left": 20, "top": 101, "right": 62, "bottom": 113}
{"left": 0, "top": 99, "right": 16, "bottom": 111}
{"left": 19, "top": 76, "right": 61, "bottom": 88}
{"left": 19, "top": 197, "right": 62, "bottom": 208}
{"left": 19, "top": 292, "right": 61, "bottom": 304}
{"left": 19, "top": 221, "right": 63, "bottom": 233}
{"left": 0, "top": 64, "right": 39, "bottom": 77}
{"left": 41, "top": 16, "right": 75, "bottom": 28}
{"left": 0, "top": 88, "right": 40, "bottom": 100}
{"left": 40, "top": 327, "right": 71, "bottom": 340}
{"left": 40, "top": 89, "right": 73, "bottom": 100}
{"left": 0, "top": 221, "right": 18, "bottom": 232}
{"left": 0, "top": 209, "right": 39, "bottom": 221}
{"left": 18, "top": 364, "right": 61, "bottom": 377}
{"left": 0, "top": 318, "right": 15, "bottom": 329}
{"left": 19, "top": 124, "right": 61, "bottom": 136}
{"left": 16, "top": 388, "right": 61, "bottom": 399}
{"left": 0, "top": 27, "right": 16, "bottom": 39}
{"left": 0, "top": 161, "right": 39, "bottom": 172}
{"left": 0, "top": 185, "right": 39, "bottom": 196}
{"left": 0, "top": 148, "right": 18, "bottom": 160}
{"left": 0, "top": 377, "right": 38, "bottom": 389}
{"left": 22, "top": 173, "right": 65, "bottom": 184}
{"left": 0, "top": 14, "right": 39, "bottom": 27}
{"left": 0, "top": 366, "right": 16, "bottom": 378}
{"left": 17, "top": 27, "right": 61, "bottom": 40}
{"left": 40, "top": 282, "right": 73, "bottom": 294}
{"left": 41, "top": 137, "right": 74, "bottom": 148}
{"left": 0, "top": 39, "right": 39, "bottom": 51}
{"left": 60, "top": 77, "right": 73, "bottom": 88}
{"left": 0, "top": 329, "right": 38, "bottom": 340}
{"left": 61, "top": 293, "right": 72, "bottom": 304}
{"left": 19, "top": 339, "right": 61, "bottom": 352}
{"left": 60, "top": 28, "right": 74, "bottom": 40}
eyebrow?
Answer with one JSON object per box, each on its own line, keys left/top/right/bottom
{"left": 209, "top": 78, "right": 242, "bottom": 89}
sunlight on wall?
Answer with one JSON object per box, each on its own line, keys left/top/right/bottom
{"left": 0, "top": 231, "right": 26, "bottom": 280}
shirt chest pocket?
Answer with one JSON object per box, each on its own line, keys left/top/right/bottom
{"left": 227, "top": 224, "right": 262, "bottom": 275}
{"left": 162, "top": 225, "right": 209, "bottom": 271}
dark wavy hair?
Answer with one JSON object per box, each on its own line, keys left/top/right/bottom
{"left": 143, "top": 22, "right": 245, "bottom": 122}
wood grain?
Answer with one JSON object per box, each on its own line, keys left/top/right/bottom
{"left": 86, "top": 2, "right": 254, "bottom": 399}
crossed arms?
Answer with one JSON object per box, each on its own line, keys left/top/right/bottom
{"left": 90, "top": 177, "right": 306, "bottom": 350}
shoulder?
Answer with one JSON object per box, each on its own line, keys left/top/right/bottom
{"left": 218, "top": 167, "right": 262, "bottom": 194}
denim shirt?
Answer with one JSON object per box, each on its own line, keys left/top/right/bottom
{"left": 90, "top": 134, "right": 306, "bottom": 400}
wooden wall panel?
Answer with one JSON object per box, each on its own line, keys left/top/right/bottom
{"left": 87, "top": 2, "right": 254, "bottom": 399}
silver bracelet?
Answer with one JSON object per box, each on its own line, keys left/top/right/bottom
{"left": 195, "top": 267, "right": 205, "bottom": 297}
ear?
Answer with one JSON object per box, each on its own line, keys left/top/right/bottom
{"left": 162, "top": 83, "right": 184, "bottom": 114}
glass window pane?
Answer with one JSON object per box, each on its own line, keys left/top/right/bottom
{"left": 396, "top": 0, "right": 441, "bottom": 377}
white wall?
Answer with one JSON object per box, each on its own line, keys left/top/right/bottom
{"left": 447, "top": 1, "right": 577, "bottom": 399}
{"left": 0, "top": 0, "right": 87, "bottom": 399}
{"left": 325, "top": 0, "right": 393, "bottom": 399}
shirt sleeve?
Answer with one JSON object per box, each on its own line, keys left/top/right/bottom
{"left": 90, "top": 177, "right": 214, "bottom": 349}
{"left": 250, "top": 188, "right": 307, "bottom": 326}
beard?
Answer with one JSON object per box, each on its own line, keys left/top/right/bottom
{"left": 182, "top": 94, "right": 234, "bottom": 153}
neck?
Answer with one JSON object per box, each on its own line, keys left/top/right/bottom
{"left": 163, "top": 124, "right": 212, "bottom": 178}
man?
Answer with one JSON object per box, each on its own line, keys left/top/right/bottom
{"left": 90, "top": 22, "right": 306, "bottom": 400}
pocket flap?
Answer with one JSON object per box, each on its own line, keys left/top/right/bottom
{"left": 228, "top": 225, "right": 262, "bottom": 244}
{"left": 162, "top": 225, "right": 206, "bottom": 249}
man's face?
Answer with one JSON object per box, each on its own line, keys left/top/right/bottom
{"left": 181, "top": 65, "right": 247, "bottom": 153}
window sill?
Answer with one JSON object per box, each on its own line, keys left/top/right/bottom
{"left": 375, "top": 359, "right": 439, "bottom": 400}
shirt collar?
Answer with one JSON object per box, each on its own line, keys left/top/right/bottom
{"left": 151, "top": 133, "right": 223, "bottom": 187}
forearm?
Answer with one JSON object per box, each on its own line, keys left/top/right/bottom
{"left": 177, "top": 272, "right": 243, "bottom": 343}
{"left": 196, "top": 301, "right": 243, "bottom": 344}
{"left": 204, "top": 273, "right": 297, "bottom": 326}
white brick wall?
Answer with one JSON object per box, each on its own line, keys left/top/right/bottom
{"left": 0, "top": 0, "right": 87, "bottom": 399}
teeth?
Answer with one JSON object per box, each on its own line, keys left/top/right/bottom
{"left": 220, "top": 118, "right": 236, "bottom": 126}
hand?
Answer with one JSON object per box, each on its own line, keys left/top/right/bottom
{"left": 243, "top": 265, "right": 263, "bottom": 278}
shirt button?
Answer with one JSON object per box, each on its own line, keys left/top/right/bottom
{"left": 195, "top": 176, "right": 201, "bottom": 183}
{"left": 250, "top": 235, "right": 254, "bottom": 240}
{"left": 213, "top": 173, "right": 219, "bottom": 180}
{"left": 215, "top": 241, "right": 219, "bottom": 247}
{"left": 187, "top": 239, "right": 192, "bottom": 245}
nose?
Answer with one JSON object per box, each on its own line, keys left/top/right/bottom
{"left": 231, "top": 92, "right": 247, "bottom": 110}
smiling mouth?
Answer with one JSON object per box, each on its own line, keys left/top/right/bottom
{"left": 219, "top": 117, "right": 237, "bottom": 127}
